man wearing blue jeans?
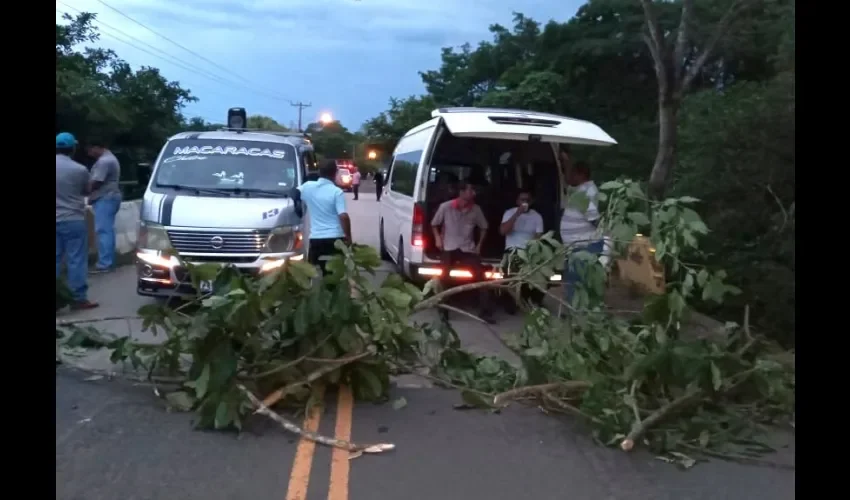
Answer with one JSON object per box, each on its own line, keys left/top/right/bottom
{"left": 559, "top": 152, "right": 605, "bottom": 308}
{"left": 86, "top": 140, "right": 123, "bottom": 273}
{"left": 56, "top": 132, "right": 99, "bottom": 310}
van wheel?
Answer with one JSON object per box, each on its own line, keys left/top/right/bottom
{"left": 396, "top": 238, "right": 406, "bottom": 278}
{"left": 379, "top": 219, "right": 391, "bottom": 261}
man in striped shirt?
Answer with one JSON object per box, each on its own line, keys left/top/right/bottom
{"left": 559, "top": 159, "right": 605, "bottom": 307}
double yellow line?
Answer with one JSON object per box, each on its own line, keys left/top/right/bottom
{"left": 285, "top": 385, "right": 355, "bottom": 500}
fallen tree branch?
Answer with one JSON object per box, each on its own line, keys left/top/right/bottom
{"left": 621, "top": 387, "right": 704, "bottom": 451}
{"left": 56, "top": 315, "right": 141, "bottom": 326}
{"left": 493, "top": 381, "right": 591, "bottom": 406}
{"left": 238, "top": 384, "right": 395, "bottom": 453}
{"left": 260, "top": 351, "right": 373, "bottom": 408}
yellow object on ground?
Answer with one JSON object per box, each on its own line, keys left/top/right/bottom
{"left": 615, "top": 235, "right": 665, "bottom": 295}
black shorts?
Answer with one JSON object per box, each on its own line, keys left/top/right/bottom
{"left": 308, "top": 238, "right": 343, "bottom": 274}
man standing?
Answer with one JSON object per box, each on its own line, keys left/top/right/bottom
{"left": 56, "top": 132, "right": 99, "bottom": 310}
{"left": 351, "top": 168, "right": 361, "bottom": 200}
{"left": 500, "top": 189, "right": 545, "bottom": 308}
{"left": 294, "top": 159, "right": 352, "bottom": 274}
{"left": 559, "top": 157, "right": 605, "bottom": 307}
{"left": 374, "top": 169, "right": 384, "bottom": 202}
{"left": 86, "top": 140, "right": 123, "bottom": 274}
{"left": 431, "top": 181, "right": 494, "bottom": 323}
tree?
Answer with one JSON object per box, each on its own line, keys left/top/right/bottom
{"left": 248, "top": 115, "right": 289, "bottom": 131}
{"left": 639, "top": 0, "right": 763, "bottom": 198}
{"left": 56, "top": 12, "right": 195, "bottom": 167}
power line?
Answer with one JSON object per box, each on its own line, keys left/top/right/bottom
{"left": 93, "top": 0, "right": 287, "bottom": 99}
{"left": 56, "top": 8, "right": 278, "bottom": 110}
{"left": 58, "top": 1, "right": 289, "bottom": 102}
{"left": 290, "top": 101, "right": 312, "bottom": 132}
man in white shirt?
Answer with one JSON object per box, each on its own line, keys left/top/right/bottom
{"left": 559, "top": 158, "right": 605, "bottom": 308}
{"left": 500, "top": 189, "right": 545, "bottom": 308}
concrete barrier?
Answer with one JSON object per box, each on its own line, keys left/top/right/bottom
{"left": 86, "top": 199, "right": 142, "bottom": 258}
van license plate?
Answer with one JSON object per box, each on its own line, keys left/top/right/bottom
{"left": 198, "top": 280, "right": 213, "bottom": 293}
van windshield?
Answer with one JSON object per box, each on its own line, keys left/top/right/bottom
{"left": 153, "top": 139, "right": 298, "bottom": 193}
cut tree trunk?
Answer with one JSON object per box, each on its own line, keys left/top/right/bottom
{"left": 648, "top": 100, "right": 679, "bottom": 200}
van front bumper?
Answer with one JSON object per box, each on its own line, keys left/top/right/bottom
{"left": 135, "top": 250, "right": 304, "bottom": 298}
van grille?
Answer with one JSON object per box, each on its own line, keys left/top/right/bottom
{"left": 167, "top": 229, "right": 270, "bottom": 253}
{"left": 488, "top": 116, "right": 560, "bottom": 127}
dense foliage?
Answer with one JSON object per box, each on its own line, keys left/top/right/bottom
{"left": 362, "top": 0, "right": 795, "bottom": 344}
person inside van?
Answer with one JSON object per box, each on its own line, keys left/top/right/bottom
{"left": 500, "top": 189, "right": 545, "bottom": 310}
{"left": 431, "top": 181, "right": 494, "bottom": 323}
{"left": 559, "top": 160, "right": 605, "bottom": 309}
{"left": 294, "top": 159, "right": 352, "bottom": 275}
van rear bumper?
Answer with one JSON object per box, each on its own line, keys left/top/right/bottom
{"left": 135, "top": 249, "right": 304, "bottom": 298}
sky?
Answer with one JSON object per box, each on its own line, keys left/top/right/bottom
{"left": 56, "top": 0, "right": 585, "bottom": 130}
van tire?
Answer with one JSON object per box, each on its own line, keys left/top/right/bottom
{"left": 396, "top": 238, "right": 406, "bottom": 278}
{"left": 379, "top": 220, "right": 391, "bottom": 261}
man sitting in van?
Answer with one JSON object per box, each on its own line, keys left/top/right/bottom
{"left": 559, "top": 160, "right": 605, "bottom": 309}
{"left": 294, "top": 159, "right": 352, "bottom": 275}
{"left": 431, "top": 181, "right": 494, "bottom": 323}
{"left": 500, "top": 189, "right": 545, "bottom": 309}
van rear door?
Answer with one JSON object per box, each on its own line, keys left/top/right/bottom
{"left": 432, "top": 108, "right": 617, "bottom": 146}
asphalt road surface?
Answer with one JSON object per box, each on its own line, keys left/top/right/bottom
{"left": 56, "top": 190, "right": 795, "bottom": 500}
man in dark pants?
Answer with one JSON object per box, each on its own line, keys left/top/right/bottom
{"left": 431, "top": 181, "right": 494, "bottom": 323}
{"left": 56, "top": 132, "right": 99, "bottom": 310}
{"left": 374, "top": 170, "right": 384, "bottom": 201}
{"left": 293, "top": 160, "right": 352, "bottom": 274}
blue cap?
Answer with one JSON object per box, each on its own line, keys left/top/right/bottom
{"left": 56, "top": 132, "right": 77, "bottom": 148}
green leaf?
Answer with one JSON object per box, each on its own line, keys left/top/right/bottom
{"left": 194, "top": 364, "right": 211, "bottom": 399}
{"left": 392, "top": 397, "right": 408, "bottom": 410}
{"left": 676, "top": 196, "right": 700, "bottom": 204}
{"left": 627, "top": 211, "right": 651, "bottom": 226}
{"left": 293, "top": 302, "right": 309, "bottom": 336}
{"left": 354, "top": 365, "right": 385, "bottom": 401}
{"left": 459, "top": 390, "right": 494, "bottom": 409}
{"left": 696, "top": 269, "right": 710, "bottom": 287}
{"left": 214, "top": 400, "right": 234, "bottom": 429}
{"left": 379, "top": 288, "right": 413, "bottom": 309}
{"left": 599, "top": 180, "right": 623, "bottom": 190}
{"left": 422, "top": 278, "right": 440, "bottom": 296}
{"left": 524, "top": 346, "right": 547, "bottom": 357}
{"left": 710, "top": 362, "right": 722, "bottom": 391}
{"left": 165, "top": 391, "right": 195, "bottom": 412}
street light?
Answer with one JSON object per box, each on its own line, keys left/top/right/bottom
{"left": 319, "top": 112, "right": 333, "bottom": 124}
{"left": 367, "top": 150, "right": 377, "bottom": 160}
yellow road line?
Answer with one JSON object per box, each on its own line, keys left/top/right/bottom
{"left": 285, "top": 385, "right": 326, "bottom": 500}
{"left": 328, "top": 386, "right": 354, "bottom": 500}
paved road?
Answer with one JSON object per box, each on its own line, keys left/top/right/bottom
{"left": 57, "top": 192, "right": 795, "bottom": 500}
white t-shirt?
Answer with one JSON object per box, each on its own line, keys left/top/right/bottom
{"left": 352, "top": 171, "right": 361, "bottom": 185}
{"left": 501, "top": 207, "right": 544, "bottom": 250}
{"left": 560, "top": 180, "right": 601, "bottom": 245}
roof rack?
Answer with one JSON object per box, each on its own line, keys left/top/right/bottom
{"left": 217, "top": 127, "right": 311, "bottom": 138}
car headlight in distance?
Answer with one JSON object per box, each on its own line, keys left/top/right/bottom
{"left": 137, "top": 221, "right": 173, "bottom": 251}
{"left": 264, "top": 226, "right": 303, "bottom": 253}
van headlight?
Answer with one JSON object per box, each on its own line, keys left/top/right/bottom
{"left": 137, "top": 222, "right": 173, "bottom": 251}
{"left": 263, "top": 226, "right": 303, "bottom": 253}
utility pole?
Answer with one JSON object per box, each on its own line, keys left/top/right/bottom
{"left": 290, "top": 101, "right": 312, "bottom": 132}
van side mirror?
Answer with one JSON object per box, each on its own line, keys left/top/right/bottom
{"left": 304, "top": 172, "right": 319, "bottom": 183}
{"left": 136, "top": 162, "right": 152, "bottom": 186}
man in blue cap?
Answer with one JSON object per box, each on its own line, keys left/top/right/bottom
{"left": 56, "top": 132, "right": 99, "bottom": 310}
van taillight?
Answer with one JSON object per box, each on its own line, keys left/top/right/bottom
{"left": 412, "top": 202, "right": 425, "bottom": 248}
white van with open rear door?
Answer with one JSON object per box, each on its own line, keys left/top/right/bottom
{"left": 376, "top": 107, "right": 617, "bottom": 284}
